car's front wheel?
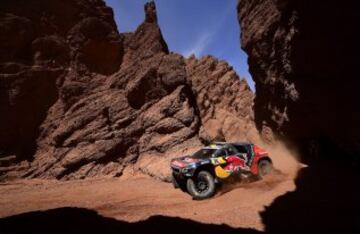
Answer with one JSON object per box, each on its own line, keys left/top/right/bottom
{"left": 186, "top": 171, "right": 216, "bottom": 200}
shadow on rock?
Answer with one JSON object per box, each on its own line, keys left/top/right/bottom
{"left": 261, "top": 161, "right": 360, "bottom": 234}
{"left": 0, "top": 207, "right": 259, "bottom": 234}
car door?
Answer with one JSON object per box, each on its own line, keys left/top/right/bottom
{"left": 224, "top": 146, "right": 247, "bottom": 172}
{"left": 214, "top": 148, "right": 227, "bottom": 157}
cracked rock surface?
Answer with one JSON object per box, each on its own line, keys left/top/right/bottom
{"left": 0, "top": 0, "right": 254, "bottom": 180}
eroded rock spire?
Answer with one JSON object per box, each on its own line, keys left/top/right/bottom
{"left": 145, "top": 1, "right": 157, "bottom": 23}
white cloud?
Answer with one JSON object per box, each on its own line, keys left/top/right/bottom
{"left": 181, "top": 1, "right": 234, "bottom": 58}
{"left": 182, "top": 31, "right": 214, "bottom": 57}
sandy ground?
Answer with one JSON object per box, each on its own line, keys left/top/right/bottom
{"left": 0, "top": 169, "right": 296, "bottom": 231}
{"left": 0, "top": 141, "right": 301, "bottom": 231}
{"left": 0, "top": 141, "right": 300, "bottom": 230}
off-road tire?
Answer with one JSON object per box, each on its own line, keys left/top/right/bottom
{"left": 186, "top": 171, "right": 216, "bottom": 200}
{"left": 258, "top": 159, "right": 273, "bottom": 178}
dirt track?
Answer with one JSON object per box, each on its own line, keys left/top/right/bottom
{"left": 0, "top": 170, "right": 296, "bottom": 231}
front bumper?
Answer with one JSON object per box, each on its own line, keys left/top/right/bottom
{"left": 171, "top": 165, "right": 196, "bottom": 178}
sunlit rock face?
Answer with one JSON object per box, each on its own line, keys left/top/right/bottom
{"left": 186, "top": 55, "right": 257, "bottom": 144}
{"left": 238, "top": 0, "right": 360, "bottom": 161}
{"left": 0, "top": 0, "right": 254, "bottom": 180}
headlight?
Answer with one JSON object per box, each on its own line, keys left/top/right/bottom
{"left": 181, "top": 168, "right": 190, "bottom": 173}
{"left": 181, "top": 164, "right": 196, "bottom": 174}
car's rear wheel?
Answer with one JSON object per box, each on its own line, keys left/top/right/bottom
{"left": 186, "top": 171, "right": 216, "bottom": 200}
{"left": 258, "top": 159, "right": 273, "bottom": 178}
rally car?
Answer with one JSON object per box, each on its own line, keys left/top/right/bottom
{"left": 170, "top": 142, "right": 273, "bottom": 199}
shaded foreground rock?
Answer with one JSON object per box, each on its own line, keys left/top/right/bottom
{"left": 0, "top": 0, "right": 122, "bottom": 172}
{"left": 0, "top": 0, "right": 254, "bottom": 180}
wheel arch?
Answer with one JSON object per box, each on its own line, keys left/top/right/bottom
{"left": 252, "top": 156, "right": 272, "bottom": 175}
{"left": 193, "top": 164, "right": 215, "bottom": 178}
{"left": 258, "top": 156, "right": 272, "bottom": 164}
{"left": 256, "top": 156, "right": 273, "bottom": 178}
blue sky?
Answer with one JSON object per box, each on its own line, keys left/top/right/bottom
{"left": 104, "top": 0, "right": 254, "bottom": 90}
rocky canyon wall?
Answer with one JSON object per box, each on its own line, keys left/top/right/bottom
{"left": 186, "top": 55, "right": 257, "bottom": 144}
{"left": 238, "top": 0, "right": 360, "bottom": 161}
{"left": 0, "top": 0, "right": 255, "bottom": 180}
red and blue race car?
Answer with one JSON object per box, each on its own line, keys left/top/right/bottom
{"left": 170, "top": 142, "right": 273, "bottom": 199}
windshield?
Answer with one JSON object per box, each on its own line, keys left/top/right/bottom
{"left": 192, "top": 148, "right": 217, "bottom": 159}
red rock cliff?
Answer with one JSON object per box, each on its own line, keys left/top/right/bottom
{"left": 0, "top": 1, "right": 254, "bottom": 180}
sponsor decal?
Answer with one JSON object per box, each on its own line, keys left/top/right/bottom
{"left": 184, "top": 157, "right": 198, "bottom": 163}
{"left": 171, "top": 160, "right": 185, "bottom": 168}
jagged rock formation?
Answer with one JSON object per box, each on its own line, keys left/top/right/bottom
{"left": 238, "top": 0, "right": 360, "bottom": 160}
{"left": 186, "top": 55, "right": 258, "bottom": 143}
{"left": 0, "top": 0, "right": 121, "bottom": 171}
{"left": 0, "top": 0, "right": 254, "bottom": 180}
